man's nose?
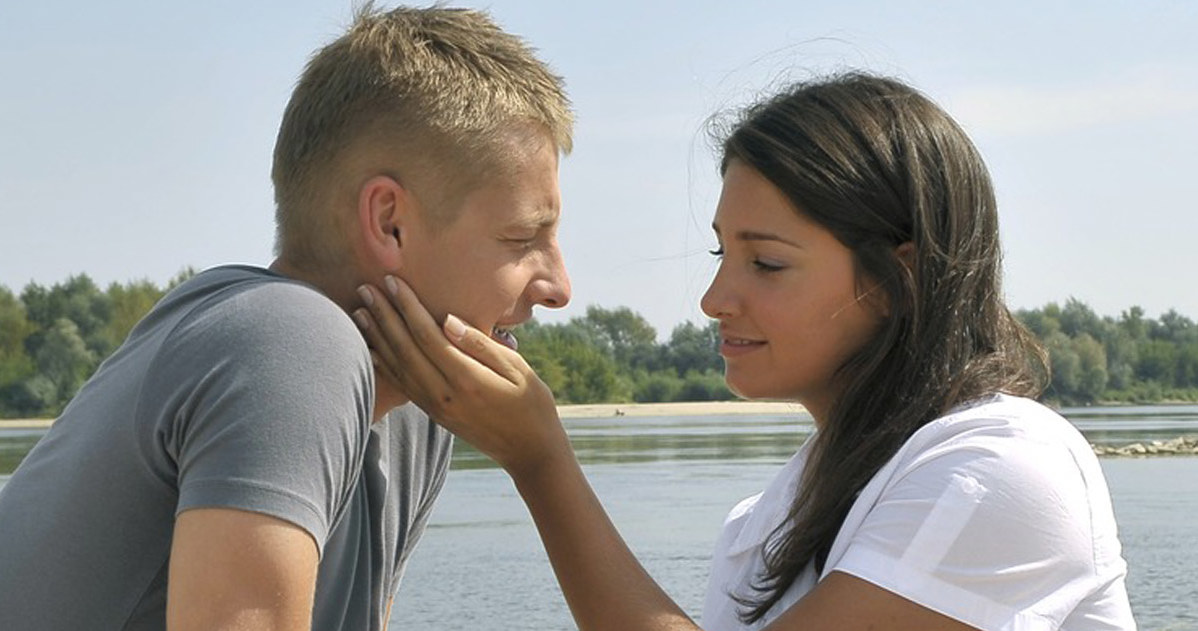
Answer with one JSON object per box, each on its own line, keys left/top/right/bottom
{"left": 532, "top": 243, "right": 571, "bottom": 309}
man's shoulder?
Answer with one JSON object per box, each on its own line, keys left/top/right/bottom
{"left": 168, "top": 266, "right": 361, "bottom": 358}
{"left": 174, "top": 265, "right": 337, "bottom": 318}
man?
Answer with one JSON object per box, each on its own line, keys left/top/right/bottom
{"left": 0, "top": 6, "right": 572, "bottom": 630}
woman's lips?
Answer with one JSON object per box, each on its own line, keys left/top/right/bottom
{"left": 719, "top": 335, "right": 765, "bottom": 358}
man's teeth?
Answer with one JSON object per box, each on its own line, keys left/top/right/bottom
{"left": 492, "top": 327, "right": 519, "bottom": 351}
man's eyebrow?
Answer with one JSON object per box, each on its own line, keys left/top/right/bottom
{"left": 508, "top": 209, "right": 558, "bottom": 231}
{"left": 711, "top": 224, "right": 802, "bottom": 248}
{"left": 535, "top": 206, "right": 562, "bottom": 227}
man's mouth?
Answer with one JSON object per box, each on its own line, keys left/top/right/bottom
{"left": 491, "top": 326, "right": 518, "bottom": 350}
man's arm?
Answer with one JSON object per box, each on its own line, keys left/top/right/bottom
{"left": 167, "top": 508, "right": 319, "bottom": 631}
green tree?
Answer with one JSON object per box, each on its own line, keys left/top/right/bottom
{"left": 1136, "top": 340, "right": 1176, "bottom": 385}
{"left": 1044, "top": 331, "right": 1080, "bottom": 401}
{"left": 577, "top": 305, "right": 660, "bottom": 371}
{"left": 0, "top": 288, "right": 37, "bottom": 415}
{"left": 1118, "top": 306, "right": 1148, "bottom": 342}
{"left": 1059, "top": 298, "right": 1101, "bottom": 339}
{"left": 22, "top": 274, "right": 114, "bottom": 359}
{"left": 678, "top": 369, "right": 733, "bottom": 401}
{"left": 167, "top": 266, "right": 199, "bottom": 291}
{"left": 631, "top": 370, "right": 682, "bottom": 403}
{"left": 558, "top": 345, "right": 628, "bottom": 403}
{"left": 1175, "top": 342, "right": 1198, "bottom": 388}
{"left": 35, "top": 318, "right": 97, "bottom": 409}
{"left": 1101, "top": 328, "right": 1138, "bottom": 391}
{"left": 664, "top": 320, "right": 721, "bottom": 376}
{"left": 1016, "top": 306, "right": 1062, "bottom": 339}
{"left": 517, "top": 319, "right": 629, "bottom": 404}
{"left": 6, "top": 376, "right": 58, "bottom": 417}
{"left": 1152, "top": 310, "right": 1197, "bottom": 345}
{"left": 518, "top": 322, "right": 571, "bottom": 396}
{"left": 104, "top": 280, "right": 165, "bottom": 349}
{"left": 1072, "top": 333, "right": 1108, "bottom": 403}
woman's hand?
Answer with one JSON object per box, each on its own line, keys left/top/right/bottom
{"left": 354, "top": 276, "right": 571, "bottom": 478}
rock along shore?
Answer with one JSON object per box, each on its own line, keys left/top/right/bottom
{"left": 1091, "top": 436, "right": 1198, "bottom": 457}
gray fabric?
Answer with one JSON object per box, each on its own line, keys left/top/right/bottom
{"left": 314, "top": 405, "right": 453, "bottom": 630}
{"left": 0, "top": 265, "right": 452, "bottom": 631}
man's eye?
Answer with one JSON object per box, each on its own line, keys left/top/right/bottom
{"left": 708, "top": 247, "right": 724, "bottom": 258}
{"left": 504, "top": 237, "right": 537, "bottom": 250}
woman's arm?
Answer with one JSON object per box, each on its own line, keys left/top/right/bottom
{"left": 355, "top": 280, "right": 696, "bottom": 631}
{"left": 354, "top": 278, "right": 977, "bottom": 631}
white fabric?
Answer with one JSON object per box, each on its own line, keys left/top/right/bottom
{"left": 700, "top": 395, "right": 1136, "bottom": 631}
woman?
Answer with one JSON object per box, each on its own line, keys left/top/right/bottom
{"left": 355, "top": 72, "right": 1136, "bottom": 630}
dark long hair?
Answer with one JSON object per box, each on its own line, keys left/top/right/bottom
{"left": 719, "top": 73, "right": 1049, "bottom": 623}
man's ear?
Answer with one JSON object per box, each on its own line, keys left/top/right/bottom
{"left": 356, "top": 175, "right": 408, "bottom": 271}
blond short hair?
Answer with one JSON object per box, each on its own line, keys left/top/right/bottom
{"left": 271, "top": 4, "right": 573, "bottom": 267}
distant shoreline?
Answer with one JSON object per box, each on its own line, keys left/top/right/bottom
{"left": 0, "top": 401, "right": 804, "bottom": 430}
{"left": 6, "top": 398, "right": 1198, "bottom": 425}
{"left": 3, "top": 400, "right": 1197, "bottom": 458}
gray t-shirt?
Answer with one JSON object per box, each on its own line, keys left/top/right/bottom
{"left": 0, "top": 265, "right": 452, "bottom": 630}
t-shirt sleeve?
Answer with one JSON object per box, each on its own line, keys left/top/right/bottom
{"left": 145, "top": 282, "right": 373, "bottom": 554}
{"left": 830, "top": 426, "right": 1100, "bottom": 630}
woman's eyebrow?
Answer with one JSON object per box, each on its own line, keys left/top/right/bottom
{"left": 712, "top": 224, "right": 802, "bottom": 248}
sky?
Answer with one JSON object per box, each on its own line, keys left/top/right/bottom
{"left": 2, "top": 1, "right": 1196, "bottom": 339}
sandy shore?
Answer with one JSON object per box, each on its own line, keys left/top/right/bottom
{"left": 0, "top": 419, "right": 53, "bottom": 430}
{"left": 0, "top": 401, "right": 804, "bottom": 430}
{"left": 557, "top": 400, "right": 805, "bottom": 419}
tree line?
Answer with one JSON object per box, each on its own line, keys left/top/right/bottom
{"left": 0, "top": 271, "right": 728, "bottom": 418}
{"left": 1016, "top": 299, "right": 1198, "bottom": 405}
{"left": 0, "top": 271, "right": 193, "bottom": 418}
{"left": 1, "top": 272, "right": 1195, "bottom": 417}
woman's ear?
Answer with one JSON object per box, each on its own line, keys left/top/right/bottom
{"left": 895, "top": 241, "right": 916, "bottom": 273}
{"left": 870, "top": 242, "right": 916, "bottom": 318}
{"left": 356, "top": 175, "right": 408, "bottom": 272}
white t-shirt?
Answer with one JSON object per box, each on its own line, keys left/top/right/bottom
{"left": 701, "top": 395, "right": 1135, "bottom": 631}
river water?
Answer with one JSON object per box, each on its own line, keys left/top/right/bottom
{"left": 2, "top": 405, "right": 1196, "bottom": 630}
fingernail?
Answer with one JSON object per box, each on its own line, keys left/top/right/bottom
{"left": 352, "top": 309, "right": 370, "bottom": 330}
{"left": 444, "top": 313, "right": 466, "bottom": 339}
{"left": 384, "top": 275, "right": 400, "bottom": 295}
{"left": 357, "top": 285, "right": 374, "bottom": 306}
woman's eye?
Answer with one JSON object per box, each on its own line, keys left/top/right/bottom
{"left": 708, "top": 247, "right": 725, "bottom": 257}
{"left": 753, "top": 259, "right": 784, "bottom": 272}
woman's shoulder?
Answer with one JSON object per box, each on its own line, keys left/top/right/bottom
{"left": 909, "top": 394, "right": 1080, "bottom": 453}
{"left": 883, "top": 394, "right": 1099, "bottom": 498}
{"left": 833, "top": 402, "right": 1129, "bottom": 630}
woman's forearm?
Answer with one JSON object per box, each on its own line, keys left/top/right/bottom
{"left": 512, "top": 451, "right": 699, "bottom": 631}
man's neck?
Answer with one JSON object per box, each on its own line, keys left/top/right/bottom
{"left": 269, "top": 257, "right": 359, "bottom": 313}
{"left": 271, "top": 258, "right": 417, "bottom": 422}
